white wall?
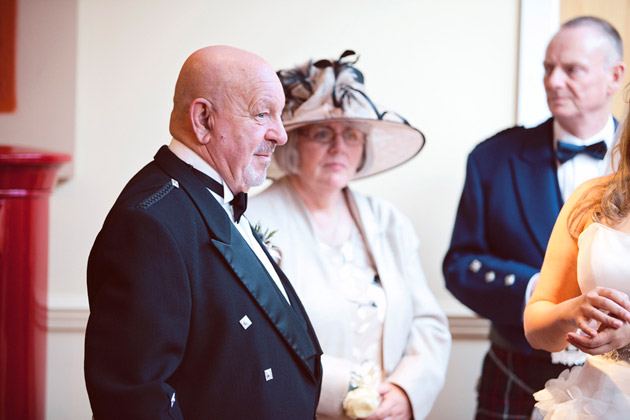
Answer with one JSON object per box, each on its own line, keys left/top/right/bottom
{"left": 4, "top": 0, "right": 527, "bottom": 418}
{"left": 518, "top": 0, "right": 559, "bottom": 127}
{"left": 53, "top": 0, "right": 521, "bottom": 310}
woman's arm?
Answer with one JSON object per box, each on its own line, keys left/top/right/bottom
{"left": 524, "top": 179, "right": 630, "bottom": 352}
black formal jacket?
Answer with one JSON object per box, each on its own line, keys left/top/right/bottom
{"left": 85, "top": 146, "right": 323, "bottom": 419}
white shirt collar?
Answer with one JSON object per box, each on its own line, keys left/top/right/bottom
{"left": 553, "top": 116, "right": 615, "bottom": 148}
{"left": 168, "top": 138, "right": 235, "bottom": 203}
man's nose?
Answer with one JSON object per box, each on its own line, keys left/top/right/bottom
{"left": 545, "top": 67, "right": 565, "bottom": 88}
{"left": 268, "top": 116, "right": 288, "bottom": 145}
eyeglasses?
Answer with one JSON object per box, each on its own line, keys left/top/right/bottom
{"left": 299, "top": 125, "right": 366, "bottom": 146}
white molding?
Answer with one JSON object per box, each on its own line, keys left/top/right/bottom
{"left": 48, "top": 294, "right": 89, "bottom": 332}
{"left": 517, "top": 0, "right": 560, "bottom": 127}
{"left": 49, "top": 307, "right": 88, "bottom": 332}
{"left": 47, "top": 306, "right": 490, "bottom": 339}
{"left": 448, "top": 316, "right": 490, "bottom": 340}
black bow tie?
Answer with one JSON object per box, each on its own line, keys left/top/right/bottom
{"left": 556, "top": 140, "right": 607, "bottom": 164}
{"left": 191, "top": 167, "right": 247, "bottom": 223}
{"left": 230, "top": 192, "right": 247, "bottom": 223}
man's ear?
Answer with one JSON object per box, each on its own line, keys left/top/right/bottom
{"left": 190, "top": 98, "right": 213, "bottom": 145}
{"left": 607, "top": 61, "right": 626, "bottom": 95}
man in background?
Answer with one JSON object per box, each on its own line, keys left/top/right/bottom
{"left": 444, "top": 16, "right": 625, "bottom": 419}
{"left": 85, "top": 45, "right": 322, "bottom": 419}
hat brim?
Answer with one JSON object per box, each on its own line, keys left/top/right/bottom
{"left": 267, "top": 118, "right": 425, "bottom": 180}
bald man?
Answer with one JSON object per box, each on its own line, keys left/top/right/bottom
{"left": 444, "top": 17, "right": 625, "bottom": 419}
{"left": 85, "top": 46, "right": 323, "bottom": 420}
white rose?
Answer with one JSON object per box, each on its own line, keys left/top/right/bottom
{"left": 342, "top": 386, "right": 380, "bottom": 419}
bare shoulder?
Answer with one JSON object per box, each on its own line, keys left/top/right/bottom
{"left": 567, "top": 175, "right": 611, "bottom": 205}
{"left": 563, "top": 175, "right": 611, "bottom": 234}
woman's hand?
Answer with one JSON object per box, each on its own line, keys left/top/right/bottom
{"left": 362, "top": 383, "right": 412, "bottom": 420}
{"left": 567, "top": 321, "right": 630, "bottom": 355}
{"left": 567, "top": 286, "right": 630, "bottom": 337}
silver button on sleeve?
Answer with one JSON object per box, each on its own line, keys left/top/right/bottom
{"left": 469, "top": 259, "right": 482, "bottom": 273}
{"left": 504, "top": 274, "right": 516, "bottom": 286}
{"left": 484, "top": 271, "right": 496, "bottom": 283}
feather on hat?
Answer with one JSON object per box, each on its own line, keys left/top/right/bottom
{"left": 268, "top": 50, "right": 425, "bottom": 179}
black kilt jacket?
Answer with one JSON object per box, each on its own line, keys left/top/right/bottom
{"left": 85, "top": 146, "right": 323, "bottom": 420}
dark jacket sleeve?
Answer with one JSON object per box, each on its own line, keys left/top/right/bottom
{"left": 443, "top": 151, "right": 538, "bottom": 327}
{"left": 85, "top": 207, "right": 189, "bottom": 420}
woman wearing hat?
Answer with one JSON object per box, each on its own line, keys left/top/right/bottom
{"left": 248, "top": 52, "right": 451, "bottom": 420}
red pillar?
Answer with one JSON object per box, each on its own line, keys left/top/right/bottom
{"left": 0, "top": 146, "right": 70, "bottom": 420}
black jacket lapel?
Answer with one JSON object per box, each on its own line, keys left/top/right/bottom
{"left": 250, "top": 226, "right": 323, "bottom": 355}
{"left": 211, "top": 236, "right": 319, "bottom": 378}
{"left": 153, "top": 146, "right": 319, "bottom": 378}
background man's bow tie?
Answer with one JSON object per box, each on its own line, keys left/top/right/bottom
{"left": 556, "top": 140, "right": 607, "bottom": 164}
{"left": 192, "top": 167, "right": 248, "bottom": 222}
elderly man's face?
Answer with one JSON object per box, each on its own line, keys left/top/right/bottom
{"left": 543, "top": 26, "right": 618, "bottom": 129}
{"left": 210, "top": 66, "right": 287, "bottom": 193}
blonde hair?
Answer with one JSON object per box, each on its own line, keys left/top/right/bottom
{"left": 569, "top": 110, "right": 630, "bottom": 234}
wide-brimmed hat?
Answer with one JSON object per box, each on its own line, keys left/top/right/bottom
{"left": 268, "top": 50, "right": 425, "bottom": 180}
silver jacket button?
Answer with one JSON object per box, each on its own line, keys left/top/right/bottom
{"left": 504, "top": 274, "right": 516, "bottom": 286}
{"left": 484, "top": 271, "right": 496, "bottom": 283}
{"left": 469, "top": 259, "right": 482, "bottom": 273}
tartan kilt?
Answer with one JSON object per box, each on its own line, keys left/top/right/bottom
{"left": 475, "top": 345, "right": 567, "bottom": 420}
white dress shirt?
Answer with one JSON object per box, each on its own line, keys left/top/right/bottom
{"left": 168, "top": 138, "right": 290, "bottom": 304}
{"left": 555, "top": 116, "right": 616, "bottom": 202}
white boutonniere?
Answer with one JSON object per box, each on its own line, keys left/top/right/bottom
{"left": 342, "top": 364, "right": 381, "bottom": 419}
{"left": 253, "top": 222, "right": 282, "bottom": 265}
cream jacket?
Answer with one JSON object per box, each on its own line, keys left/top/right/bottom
{"left": 248, "top": 178, "right": 451, "bottom": 420}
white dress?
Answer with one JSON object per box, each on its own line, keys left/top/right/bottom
{"left": 533, "top": 223, "right": 630, "bottom": 419}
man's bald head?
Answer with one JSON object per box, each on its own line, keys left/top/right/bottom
{"left": 559, "top": 16, "right": 623, "bottom": 67}
{"left": 167, "top": 46, "right": 287, "bottom": 193}
{"left": 169, "top": 46, "right": 276, "bottom": 143}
